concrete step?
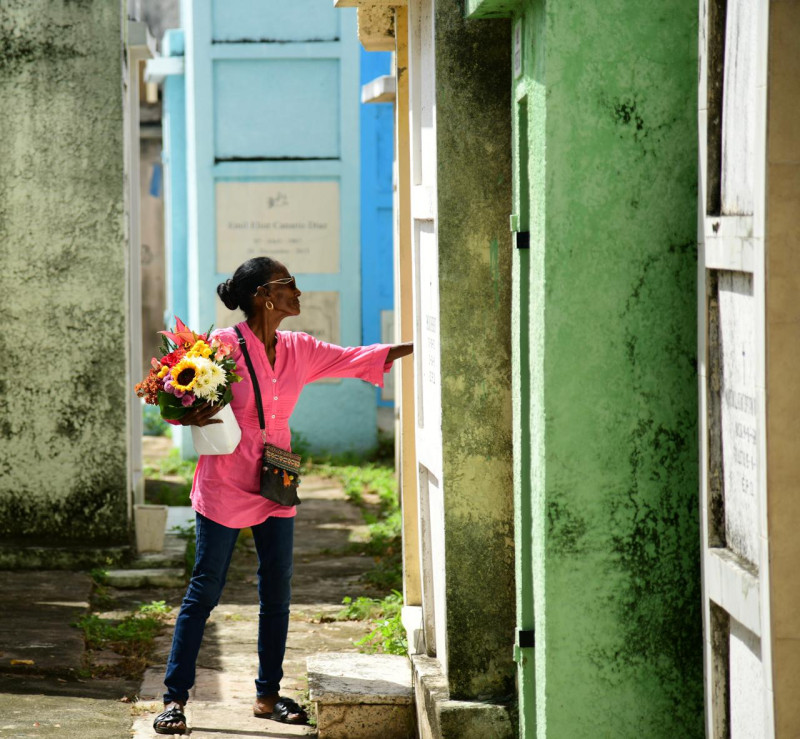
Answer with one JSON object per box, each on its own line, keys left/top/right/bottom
{"left": 105, "top": 567, "right": 185, "bottom": 589}
{"left": 307, "top": 652, "right": 415, "bottom": 739}
{"left": 129, "top": 533, "right": 186, "bottom": 569}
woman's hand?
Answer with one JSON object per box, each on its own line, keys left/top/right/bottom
{"left": 179, "top": 402, "right": 224, "bottom": 427}
{"left": 386, "top": 342, "right": 414, "bottom": 363}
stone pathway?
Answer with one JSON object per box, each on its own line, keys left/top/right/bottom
{"left": 132, "top": 475, "right": 378, "bottom": 738}
{"left": 0, "top": 572, "right": 138, "bottom": 739}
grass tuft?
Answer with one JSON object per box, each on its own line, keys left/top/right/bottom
{"left": 336, "top": 591, "right": 407, "bottom": 655}
{"left": 73, "top": 601, "right": 173, "bottom": 679}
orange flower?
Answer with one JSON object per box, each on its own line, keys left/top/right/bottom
{"left": 159, "top": 317, "right": 202, "bottom": 349}
{"left": 135, "top": 369, "right": 162, "bottom": 405}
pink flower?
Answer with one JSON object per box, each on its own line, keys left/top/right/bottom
{"left": 213, "top": 340, "right": 234, "bottom": 360}
{"left": 163, "top": 378, "right": 185, "bottom": 398}
{"left": 181, "top": 393, "right": 196, "bottom": 407}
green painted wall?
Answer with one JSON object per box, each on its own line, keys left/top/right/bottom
{"left": 435, "top": 1, "right": 516, "bottom": 702}
{"left": 0, "top": 1, "right": 129, "bottom": 548}
{"left": 511, "top": 0, "right": 703, "bottom": 735}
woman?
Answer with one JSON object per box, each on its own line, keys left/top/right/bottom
{"left": 153, "top": 256, "right": 413, "bottom": 735}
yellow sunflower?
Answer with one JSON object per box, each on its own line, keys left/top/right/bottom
{"left": 171, "top": 358, "right": 200, "bottom": 392}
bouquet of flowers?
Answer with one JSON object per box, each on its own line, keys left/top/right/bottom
{"left": 135, "top": 317, "right": 241, "bottom": 421}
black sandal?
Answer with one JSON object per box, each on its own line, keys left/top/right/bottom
{"left": 153, "top": 705, "right": 187, "bottom": 735}
{"left": 255, "top": 696, "right": 309, "bottom": 725}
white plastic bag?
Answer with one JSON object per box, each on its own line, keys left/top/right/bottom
{"left": 191, "top": 403, "right": 242, "bottom": 455}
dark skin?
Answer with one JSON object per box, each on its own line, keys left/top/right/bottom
{"left": 158, "top": 263, "right": 413, "bottom": 731}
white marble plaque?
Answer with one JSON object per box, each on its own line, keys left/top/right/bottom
{"left": 216, "top": 181, "right": 340, "bottom": 274}
{"left": 718, "top": 272, "right": 759, "bottom": 567}
{"left": 216, "top": 290, "right": 340, "bottom": 346}
{"left": 729, "top": 618, "right": 764, "bottom": 737}
{"left": 415, "top": 221, "right": 440, "bottom": 442}
{"left": 721, "top": 0, "right": 758, "bottom": 215}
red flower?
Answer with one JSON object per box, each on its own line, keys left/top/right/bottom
{"left": 161, "top": 348, "right": 187, "bottom": 367}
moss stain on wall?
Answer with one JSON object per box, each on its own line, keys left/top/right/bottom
{"left": 514, "top": 0, "right": 704, "bottom": 734}
{"left": 0, "top": 1, "right": 128, "bottom": 547}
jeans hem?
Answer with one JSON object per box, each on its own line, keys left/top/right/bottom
{"left": 163, "top": 693, "right": 189, "bottom": 705}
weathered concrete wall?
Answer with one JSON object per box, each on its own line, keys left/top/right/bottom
{"left": 519, "top": 0, "right": 704, "bottom": 734}
{"left": 0, "top": 1, "right": 128, "bottom": 547}
{"left": 435, "top": 1, "right": 515, "bottom": 701}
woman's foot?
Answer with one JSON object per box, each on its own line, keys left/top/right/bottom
{"left": 253, "top": 693, "right": 309, "bottom": 725}
{"left": 153, "top": 701, "right": 187, "bottom": 735}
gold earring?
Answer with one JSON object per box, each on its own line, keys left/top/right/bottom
{"left": 266, "top": 300, "right": 274, "bottom": 311}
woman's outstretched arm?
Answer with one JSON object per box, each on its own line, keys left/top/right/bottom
{"left": 386, "top": 342, "right": 414, "bottom": 363}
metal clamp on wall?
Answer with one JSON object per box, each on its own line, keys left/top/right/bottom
{"left": 515, "top": 231, "right": 530, "bottom": 249}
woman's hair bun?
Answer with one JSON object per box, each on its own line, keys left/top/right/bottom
{"left": 217, "top": 257, "right": 277, "bottom": 318}
{"left": 216, "top": 279, "right": 240, "bottom": 311}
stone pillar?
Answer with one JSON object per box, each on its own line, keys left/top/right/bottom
{"left": 433, "top": 0, "right": 514, "bottom": 701}
{"left": 0, "top": 0, "right": 129, "bottom": 558}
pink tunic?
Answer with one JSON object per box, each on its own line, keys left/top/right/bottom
{"left": 190, "top": 321, "right": 393, "bottom": 528}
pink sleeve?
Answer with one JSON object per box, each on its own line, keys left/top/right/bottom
{"left": 299, "top": 333, "right": 394, "bottom": 387}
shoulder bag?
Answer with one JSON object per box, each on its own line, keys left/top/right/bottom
{"left": 234, "top": 327, "right": 301, "bottom": 507}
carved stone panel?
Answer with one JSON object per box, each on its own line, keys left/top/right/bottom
{"left": 216, "top": 181, "right": 340, "bottom": 274}
{"left": 717, "top": 271, "right": 759, "bottom": 567}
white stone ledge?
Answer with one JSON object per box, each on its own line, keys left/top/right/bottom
{"left": 410, "top": 654, "right": 514, "bottom": 739}
{"left": 362, "top": 75, "right": 396, "bottom": 104}
{"left": 703, "top": 215, "right": 756, "bottom": 273}
{"left": 705, "top": 547, "right": 761, "bottom": 636}
{"left": 402, "top": 605, "right": 424, "bottom": 655}
{"left": 144, "top": 56, "right": 185, "bottom": 83}
{"left": 412, "top": 187, "right": 435, "bottom": 220}
{"left": 308, "top": 652, "right": 413, "bottom": 705}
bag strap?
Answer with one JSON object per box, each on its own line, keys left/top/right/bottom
{"left": 234, "top": 326, "right": 267, "bottom": 443}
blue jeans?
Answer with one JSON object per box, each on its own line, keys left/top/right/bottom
{"left": 163, "top": 512, "right": 294, "bottom": 704}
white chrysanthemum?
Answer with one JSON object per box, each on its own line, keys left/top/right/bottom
{"left": 194, "top": 384, "right": 221, "bottom": 403}
{"left": 192, "top": 358, "right": 227, "bottom": 401}
{"left": 193, "top": 376, "right": 213, "bottom": 399}
{"left": 207, "top": 361, "right": 226, "bottom": 386}
{"left": 190, "top": 358, "right": 213, "bottom": 396}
